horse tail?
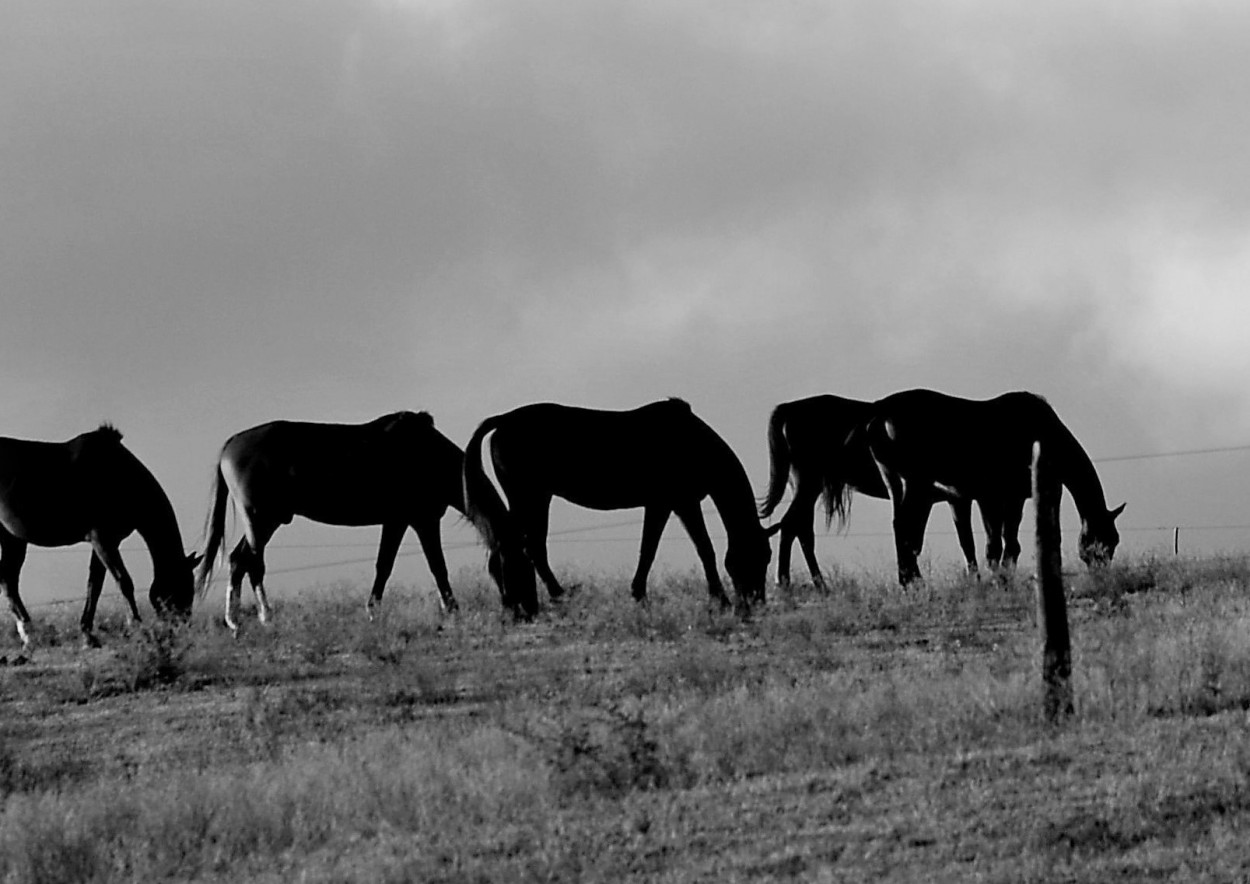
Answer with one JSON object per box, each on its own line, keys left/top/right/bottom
{"left": 759, "top": 405, "right": 792, "bottom": 519}
{"left": 463, "top": 415, "right": 508, "bottom": 549}
{"left": 819, "top": 472, "right": 853, "bottom": 531}
{"left": 463, "top": 415, "right": 538, "bottom": 617}
{"left": 822, "top": 421, "right": 872, "bottom": 531}
{"left": 194, "top": 463, "right": 230, "bottom": 598}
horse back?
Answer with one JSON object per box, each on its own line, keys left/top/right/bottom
{"left": 0, "top": 428, "right": 141, "bottom": 546}
{"left": 218, "top": 415, "right": 459, "bottom": 525}
{"left": 868, "top": 390, "right": 1050, "bottom": 499}
{"left": 485, "top": 400, "right": 730, "bottom": 509}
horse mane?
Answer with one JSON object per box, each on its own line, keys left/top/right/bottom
{"left": 95, "top": 423, "right": 123, "bottom": 443}
{"left": 368, "top": 411, "right": 434, "bottom": 432}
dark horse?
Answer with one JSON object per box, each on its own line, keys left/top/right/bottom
{"left": 195, "top": 411, "right": 466, "bottom": 631}
{"left": 0, "top": 424, "right": 195, "bottom": 653}
{"left": 760, "top": 395, "right": 986, "bottom": 588}
{"left": 863, "top": 389, "right": 1124, "bottom": 585}
{"left": 463, "top": 399, "right": 771, "bottom": 616}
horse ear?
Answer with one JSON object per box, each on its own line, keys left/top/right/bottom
{"left": 1109, "top": 502, "right": 1126, "bottom": 521}
{"left": 762, "top": 522, "right": 783, "bottom": 538}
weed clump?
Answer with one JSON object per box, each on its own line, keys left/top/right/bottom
{"left": 112, "top": 620, "right": 195, "bottom": 692}
{"left": 511, "top": 702, "right": 690, "bottom": 799}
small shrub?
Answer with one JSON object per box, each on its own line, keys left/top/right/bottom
{"left": 513, "top": 702, "right": 688, "bottom": 799}
{"left": 112, "top": 620, "right": 194, "bottom": 692}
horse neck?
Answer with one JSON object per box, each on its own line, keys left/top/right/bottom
{"left": 132, "top": 472, "right": 187, "bottom": 576}
{"left": 704, "top": 435, "right": 763, "bottom": 544}
{"left": 1045, "top": 419, "right": 1108, "bottom": 521}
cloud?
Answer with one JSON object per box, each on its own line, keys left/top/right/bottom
{"left": 4, "top": 0, "right": 1250, "bottom": 452}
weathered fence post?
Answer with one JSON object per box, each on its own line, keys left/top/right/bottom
{"left": 1033, "top": 440, "right": 1073, "bottom": 722}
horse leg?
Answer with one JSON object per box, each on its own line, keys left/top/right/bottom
{"left": 888, "top": 495, "right": 932, "bottom": 587}
{"left": 904, "top": 501, "right": 933, "bottom": 585}
{"left": 87, "top": 537, "right": 140, "bottom": 645}
{"left": 878, "top": 465, "right": 916, "bottom": 586}
{"left": 979, "top": 500, "right": 1005, "bottom": 573}
{"left": 1000, "top": 497, "right": 1025, "bottom": 575}
{"left": 795, "top": 517, "right": 825, "bottom": 591}
{"left": 675, "top": 504, "right": 735, "bottom": 612}
{"left": 413, "top": 518, "right": 459, "bottom": 615}
{"left": 949, "top": 499, "right": 979, "bottom": 577}
{"left": 773, "top": 496, "right": 804, "bottom": 588}
{"left": 775, "top": 519, "right": 795, "bottom": 588}
{"left": 516, "top": 495, "right": 566, "bottom": 601}
{"left": 79, "top": 552, "right": 108, "bottom": 649}
{"left": 792, "top": 483, "right": 828, "bottom": 590}
{"left": 226, "top": 538, "right": 251, "bottom": 633}
{"left": 247, "top": 539, "right": 273, "bottom": 625}
{"left": 631, "top": 505, "right": 671, "bottom": 603}
{"left": 882, "top": 470, "right": 929, "bottom": 586}
{"left": 0, "top": 536, "right": 31, "bottom": 654}
{"left": 366, "top": 521, "right": 406, "bottom": 619}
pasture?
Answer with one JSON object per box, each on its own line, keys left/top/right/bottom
{"left": 4, "top": 555, "right": 1250, "bottom": 882}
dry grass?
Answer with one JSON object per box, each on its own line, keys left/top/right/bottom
{"left": 2, "top": 554, "right": 1250, "bottom": 881}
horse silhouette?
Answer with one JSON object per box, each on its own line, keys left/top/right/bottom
{"left": 195, "top": 411, "right": 465, "bottom": 631}
{"left": 863, "top": 389, "right": 1124, "bottom": 585}
{"left": 759, "top": 394, "right": 996, "bottom": 588}
{"left": 0, "top": 424, "right": 195, "bottom": 654}
{"left": 463, "top": 399, "right": 771, "bottom": 616}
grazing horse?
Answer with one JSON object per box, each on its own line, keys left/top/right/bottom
{"left": 195, "top": 411, "right": 465, "bottom": 631}
{"left": 760, "top": 395, "right": 986, "bottom": 588}
{"left": 864, "top": 389, "right": 1124, "bottom": 585}
{"left": 0, "top": 424, "right": 195, "bottom": 652}
{"left": 463, "top": 399, "right": 771, "bottom": 616}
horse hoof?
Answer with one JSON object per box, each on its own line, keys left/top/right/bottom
{"left": 11, "top": 654, "right": 29, "bottom": 667}
{"left": 82, "top": 634, "right": 102, "bottom": 650}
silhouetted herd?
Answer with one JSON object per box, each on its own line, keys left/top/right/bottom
{"left": 0, "top": 390, "right": 1123, "bottom": 655}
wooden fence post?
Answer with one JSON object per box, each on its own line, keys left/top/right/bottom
{"left": 1033, "top": 440, "right": 1073, "bottom": 722}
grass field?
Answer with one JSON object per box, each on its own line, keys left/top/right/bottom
{"left": 4, "top": 554, "right": 1250, "bottom": 882}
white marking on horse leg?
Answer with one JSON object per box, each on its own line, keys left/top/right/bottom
{"left": 225, "top": 579, "right": 242, "bottom": 633}
{"left": 254, "top": 584, "right": 271, "bottom": 624}
{"left": 15, "top": 617, "right": 30, "bottom": 649}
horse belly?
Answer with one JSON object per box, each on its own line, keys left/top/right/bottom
{"left": 0, "top": 501, "right": 90, "bottom": 548}
{"left": 546, "top": 465, "right": 684, "bottom": 512}
{"left": 296, "top": 494, "right": 391, "bottom": 527}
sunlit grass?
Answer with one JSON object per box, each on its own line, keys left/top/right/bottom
{"left": 4, "top": 553, "right": 1250, "bottom": 881}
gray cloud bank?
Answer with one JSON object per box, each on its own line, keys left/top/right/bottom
{"left": 2, "top": 0, "right": 1249, "bottom": 525}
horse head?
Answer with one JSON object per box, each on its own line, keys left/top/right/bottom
{"left": 1078, "top": 502, "right": 1125, "bottom": 567}
{"left": 149, "top": 552, "right": 201, "bottom": 619}
{"left": 725, "top": 525, "right": 773, "bottom": 605}
{"left": 488, "top": 547, "right": 539, "bottom": 620}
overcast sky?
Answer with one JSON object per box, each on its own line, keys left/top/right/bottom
{"left": 4, "top": 0, "right": 1250, "bottom": 606}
